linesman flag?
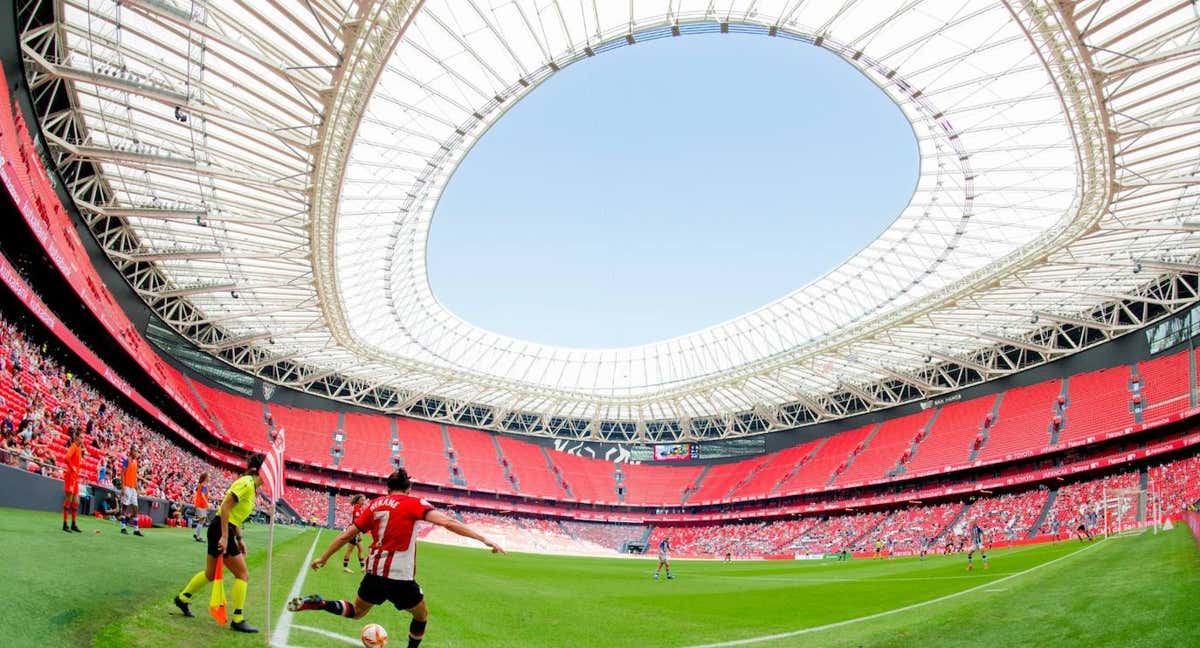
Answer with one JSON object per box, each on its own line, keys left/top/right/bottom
{"left": 262, "top": 427, "right": 286, "bottom": 502}
{"left": 209, "top": 556, "right": 227, "bottom": 625}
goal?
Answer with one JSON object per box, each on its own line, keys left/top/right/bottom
{"left": 1101, "top": 486, "right": 1163, "bottom": 537}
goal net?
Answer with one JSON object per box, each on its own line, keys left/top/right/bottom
{"left": 1101, "top": 486, "right": 1162, "bottom": 537}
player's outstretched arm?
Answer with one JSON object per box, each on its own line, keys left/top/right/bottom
{"left": 425, "top": 510, "right": 504, "bottom": 553}
{"left": 311, "top": 526, "right": 361, "bottom": 570}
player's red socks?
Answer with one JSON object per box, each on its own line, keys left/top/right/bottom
{"left": 408, "top": 620, "right": 427, "bottom": 648}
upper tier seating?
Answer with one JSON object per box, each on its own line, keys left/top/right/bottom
{"left": 977, "top": 380, "right": 1060, "bottom": 461}
{"left": 780, "top": 423, "right": 875, "bottom": 494}
{"left": 905, "top": 396, "right": 996, "bottom": 473}
{"left": 271, "top": 404, "right": 339, "bottom": 467}
{"left": 340, "top": 412, "right": 394, "bottom": 476}
{"left": 396, "top": 419, "right": 452, "bottom": 486}
{"left": 495, "top": 436, "right": 565, "bottom": 499}
{"left": 835, "top": 410, "right": 934, "bottom": 486}
{"left": 1059, "top": 366, "right": 1134, "bottom": 444}
{"left": 1137, "top": 352, "right": 1191, "bottom": 419}
{"left": 618, "top": 462, "right": 705, "bottom": 506}
{"left": 447, "top": 426, "right": 513, "bottom": 494}
{"left": 547, "top": 450, "right": 618, "bottom": 504}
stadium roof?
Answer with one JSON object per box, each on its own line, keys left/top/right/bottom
{"left": 17, "top": 0, "right": 1200, "bottom": 441}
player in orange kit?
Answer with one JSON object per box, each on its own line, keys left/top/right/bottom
{"left": 120, "top": 448, "right": 144, "bottom": 536}
{"left": 191, "top": 473, "right": 210, "bottom": 542}
{"left": 61, "top": 427, "right": 83, "bottom": 533}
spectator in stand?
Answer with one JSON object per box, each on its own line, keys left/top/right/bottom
{"left": 0, "top": 409, "right": 14, "bottom": 437}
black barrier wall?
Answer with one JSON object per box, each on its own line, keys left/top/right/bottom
{"left": 0, "top": 464, "right": 174, "bottom": 524}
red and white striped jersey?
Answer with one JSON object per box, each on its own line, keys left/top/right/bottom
{"left": 353, "top": 493, "right": 435, "bottom": 581}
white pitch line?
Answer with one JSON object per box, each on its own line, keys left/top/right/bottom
{"left": 680, "top": 540, "right": 1106, "bottom": 648}
{"left": 294, "top": 624, "right": 362, "bottom": 646}
{"left": 271, "top": 529, "right": 322, "bottom": 648}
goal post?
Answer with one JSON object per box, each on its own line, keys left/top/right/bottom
{"left": 1101, "top": 486, "right": 1160, "bottom": 537}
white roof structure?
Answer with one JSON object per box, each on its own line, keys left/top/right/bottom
{"left": 18, "top": 0, "right": 1200, "bottom": 441}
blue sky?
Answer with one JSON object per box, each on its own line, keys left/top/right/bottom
{"left": 427, "top": 33, "right": 918, "bottom": 349}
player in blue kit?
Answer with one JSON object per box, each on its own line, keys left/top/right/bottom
{"left": 966, "top": 521, "right": 989, "bottom": 571}
{"left": 653, "top": 537, "right": 673, "bottom": 580}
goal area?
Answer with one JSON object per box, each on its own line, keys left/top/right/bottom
{"left": 1101, "top": 486, "right": 1163, "bottom": 537}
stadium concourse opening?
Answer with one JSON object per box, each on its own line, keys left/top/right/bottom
{"left": 426, "top": 32, "right": 918, "bottom": 349}
{"left": 1, "top": 0, "right": 1200, "bottom": 647}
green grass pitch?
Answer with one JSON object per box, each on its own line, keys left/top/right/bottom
{"left": 0, "top": 508, "right": 1196, "bottom": 647}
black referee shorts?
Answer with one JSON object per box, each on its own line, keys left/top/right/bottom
{"left": 206, "top": 520, "right": 242, "bottom": 558}
{"left": 357, "top": 573, "right": 423, "bottom": 611}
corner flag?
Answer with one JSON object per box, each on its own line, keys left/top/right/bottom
{"left": 263, "top": 427, "right": 286, "bottom": 644}
{"left": 262, "top": 427, "right": 286, "bottom": 501}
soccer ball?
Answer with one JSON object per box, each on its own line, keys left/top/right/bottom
{"left": 361, "top": 623, "right": 388, "bottom": 647}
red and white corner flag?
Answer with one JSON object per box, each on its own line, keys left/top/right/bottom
{"left": 263, "top": 426, "right": 286, "bottom": 645}
{"left": 262, "top": 427, "right": 286, "bottom": 501}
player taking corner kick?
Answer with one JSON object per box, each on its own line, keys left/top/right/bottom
{"left": 289, "top": 468, "right": 504, "bottom": 648}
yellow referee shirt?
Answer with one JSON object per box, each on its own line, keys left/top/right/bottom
{"left": 225, "top": 475, "right": 256, "bottom": 527}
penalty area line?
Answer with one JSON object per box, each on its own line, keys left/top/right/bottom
{"left": 679, "top": 540, "right": 1106, "bottom": 648}
{"left": 271, "top": 529, "right": 321, "bottom": 648}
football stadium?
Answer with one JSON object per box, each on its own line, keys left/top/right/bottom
{"left": 1, "top": 0, "right": 1198, "bottom": 646}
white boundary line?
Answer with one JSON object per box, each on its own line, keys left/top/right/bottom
{"left": 293, "top": 623, "right": 362, "bottom": 646}
{"left": 271, "top": 529, "right": 321, "bottom": 648}
{"left": 680, "top": 540, "right": 1107, "bottom": 648}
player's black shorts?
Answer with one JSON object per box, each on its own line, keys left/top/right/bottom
{"left": 347, "top": 534, "right": 360, "bottom": 546}
{"left": 357, "top": 574, "right": 423, "bottom": 611}
{"left": 206, "top": 520, "right": 242, "bottom": 558}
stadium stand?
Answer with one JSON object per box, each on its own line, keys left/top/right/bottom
{"left": 688, "top": 459, "right": 756, "bottom": 504}
{"left": 1058, "top": 366, "right": 1135, "bottom": 444}
{"left": 835, "top": 411, "right": 934, "bottom": 485}
{"left": 1137, "top": 352, "right": 1192, "bottom": 419}
{"left": 4, "top": 302, "right": 1200, "bottom": 562}
{"left": 189, "top": 380, "right": 272, "bottom": 453}
{"left": 395, "top": 418, "right": 453, "bottom": 486}
{"left": 976, "top": 379, "right": 1060, "bottom": 462}
{"left": 619, "top": 462, "right": 704, "bottom": 506}
{"left": 447, "top": 426, "right": 514, "bottom": 494}
{"left": 1152, "top": 454, "right": 1200, "bottom": 517}
{"left": 560, "top": 520, "right": 648, "bottom": 550}
{"left": 787, "top": 422, "right": 874, "bottom": 493}
{"left": 905, "top": 397, "right": 996, "bottom": 474}
{"left": 646, "top": 521, "right": 767, "bottom": 558}
{"left": 1042, "top": 470, "right": 1140, "bottom": 536}
{"left": 270, "top": 404, "right": 339, "bottom": 468}
{"left": 340, "top": 412, "right": 394, "bottom": 476}
{"left": 743, "top": 440, "right": 821, "bottom": 497}
{"left": 495, "top": 435, "right": 566, "bottom": 498}
{"left": 548, "top": 450, "right": 619, "bottom": 504}
{"left": 963, "top": 488, "right": 1050, "bottom": 542}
